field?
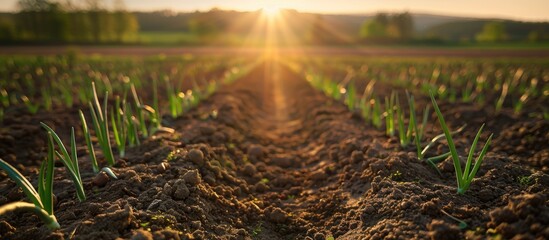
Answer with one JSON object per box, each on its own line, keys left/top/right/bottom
{"left": 137, "top": 32, "right": 200, "bottom": 45}
{"left": 0, "top": 51, "right": 548, "bottom": 239}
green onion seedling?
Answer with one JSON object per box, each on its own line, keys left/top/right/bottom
{"left": 41, "top": 123, "right": 86, "bottom": 201}
{"left": 372, "top": 96, "right": 382, "bottom": 129}
{"left": 0, "top": 136, "right": 59, "bottom": 229}
{"left": 21, "top": 95, "right": 39, "bottom": 114}
{"left": 0, "top": 88, "right": 9, "bottom": 107}
{"left": 79, "top": 110, "right": 99, "bottom": 173}
{"left": 384, "top": 91, "right": 396, "bottom": 136}
{"left": 345, "top": 81, "right": 356, "bottom": 111}
{"left": 130, "top": 83, "right": 148, "bottom": 137}
{"left": 495, "top": 79, "right": 510, "bottom": 113}
{"left": 89, "top": 82, "right": 115, "bottom": 166}
{"left": 430, "top": 91, "right": 493, "bottom": 194}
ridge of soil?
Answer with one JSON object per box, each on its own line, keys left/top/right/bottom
{"left": 1, "top": 60, "right": 548, "bottom": 239}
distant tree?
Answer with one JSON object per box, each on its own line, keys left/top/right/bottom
{"left": 188, "top": 12, "right": 221, "bottom": 40}
{"left": 374, "top": 13, "right": 389, "bottom": 26}
{"left": 476, "top": 22, "right": 507, "bottom": 42}
{"left": 113, "top": 0, "right": 138, "bottom": 42}
{"left": 527, "top": 30, "right": 549, "bottom": 42}
{"left": 17, "top": 0, "right": 51, "bottom": 11}
{"left": 391, "top": 12, "right": 413, "bottom": 40}
{"left": 0, "top": 18, "right": 16, "bottom": 42}
{"left": 359, "top": 12, "right": 414, "bottom": 42}
{"left": 16, "top": 0, "right": 69, "bottom": 42}
{"left": 360, "top": 20, "right": 386, "bottom": 39}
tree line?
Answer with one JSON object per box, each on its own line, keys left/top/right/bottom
{"left": 359, "top": 12, "right": 414, "bottom": 42}
{"left": 0, "top": 0, "right": 138, "bottom": 43}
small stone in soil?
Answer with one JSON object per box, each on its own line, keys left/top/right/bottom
{"left": 182, "top": 169, "right": 202, "bottom": 186}
{"left": 131, "top": 229, "right": 153, "bottom": 240}
{"left": 351, "top": 150, "right": 364, "bottom": 163}
{"left": 310, "top": 170, "right": 328, "bottom": 181}
{"left": 188, "top": 149, "right": 205, "bottom": 166}
{"left": 172, "top": 179, "right": 190, "bottom": 200}
{"left": 156, "top": 162, "right": 170, "bottom": 173}
{"left": 254, "top": 182, "right": 269, "bottom": 193}
{"left": 243, "top": 163, "right": 257, "bottom": 176}
{"left": 268, "top": 207, "right": 287, "bottom": 223}
{"left": 247, "top": 144, "right": 264, "bottom": 161}
{"left": 199, "top": 125, "right": 215, "bottom": 135}
{"left": 427, "top": 219, "right": 460, "bottom": 240}
{"left": 313, "top": 232, "right": 325, "bottom": 240}
{"left": 92, "top": 172, "right": 110, "bottom": 187}
{"left": 271, "top": 156, "right": 293, "bottom": 168}
{"left": 191, "top": 220, "right": 202, "bottom": 229}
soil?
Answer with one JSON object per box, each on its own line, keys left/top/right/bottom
{"left": 0, "top": 59, "right": 548, "bottom": 239}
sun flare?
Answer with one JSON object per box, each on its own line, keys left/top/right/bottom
{"left": 262, "top": 6, "right": 281, "bottom": 17}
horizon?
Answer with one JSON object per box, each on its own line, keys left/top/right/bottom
{"left": 0, "top": 0, "right": 548, "bottom": 22}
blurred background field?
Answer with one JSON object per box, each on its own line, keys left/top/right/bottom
{"left": 0, "top": 0, "right": 548, "bottom": 48}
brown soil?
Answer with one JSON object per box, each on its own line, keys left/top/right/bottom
{"left": 0, "top": 60, "right": 548, "bottom": 240}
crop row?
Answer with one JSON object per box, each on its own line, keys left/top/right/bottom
{"left": 294, "top": 57, "right": 548, "bottom": 119}
{"left": 0, "top": 55, "right": 253, "bottom": 121}
{"left": 0, "top": 55, "right": 257, "bottom": 229}
{"left": 287, "top": 58, "right": 497, "bottom": 196}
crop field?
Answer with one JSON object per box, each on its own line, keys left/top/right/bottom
{"left": 0, "top": 52, "right": 548, "bottom": 239}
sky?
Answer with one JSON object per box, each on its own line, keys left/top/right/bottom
{"left": 1, "top": 0, "right": 548, "bottom": 21}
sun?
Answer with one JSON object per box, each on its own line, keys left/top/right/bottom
{"left": 262, "top": 6, "right": 281, "bottom": 18}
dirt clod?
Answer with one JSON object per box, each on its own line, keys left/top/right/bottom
{"left": 267, "top": 207, "right": 287, "bottom": 223}
{"left": 247, "top": 144, "right": 264, "bottom": 161}
{"left": 242, "top": 163, "right": 257, "bottom": 176}
{"left": 182, "top": 169, "right": 202, "bottom": 186}
{"left": 172, "top": 179, "right": 190, "bottom": 200}
{"left": 92, "top": 171, "right": 110, "bottom": 187}
{"left": 427, "top": 219, "right": 461, "bottom": 240}
{"left": 131, "top": 229, "right": 153, "bottom": 240}
{"left": 188, "top": 149, "right": 205, "bottom": 166}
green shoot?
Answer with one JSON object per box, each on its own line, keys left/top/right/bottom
{"left": 420, "top": 125, "right": 467, "bottom": 159}
{"left": 419, "top": 106, "right": 430, "bottom": 141}
{"left": 0, "top": 202, "right": 59, "bottom": 230}
{"left": 430, "top": 91, "right": 493, "bottom": 194}
{"left": 111, "top": 96, "right": 128, "bottom": 157}
{"left": 372, "top": 96, "right": 382, "bottom": 129}
{"left": 21, "top": 95, "right": 39, "bottom": 114}
{"left": 0, "top": 88, "right": 9, "bottom": 107}
{"left": 0, "top": 151, "right": 59, "bottom": 229}
{"left": 384, "top": 91, "right": 396, "bottom": 136}
{"left": 358, "top": 81, "right": 375, "bottom": 122}
{"left": 130, "top": 83, "right": 148, "bottom": 137}
{"left": 41, "top": 87, "right": 53, "bottom": 111}
{"left": 166, "top": 79, "right": 182, "bottom": 118}
{"left": 495, "top": 79, "right": 510, "bottom": 113}
{"left": 125, "top": 105, "right": 141, "bottom": 147}
{"left": 151, "top": 77, "right": 161, "bottom": 130}
{"left": 396, "top": 93, "right": 415, "bottom": 147}
{"left": 89, "top": 82, "right": 115, "bottom": 166}
{"left": 345, "top": 81, "right": 356, "bottom": 111}
{"left": 60, "top": 86, "right": 73, "bottom": 108}
{"left": 79, "top": 110, "right": 99, "bottom": 173}
{"left": 41, "top": 123, "right": 86, "bottom": 201}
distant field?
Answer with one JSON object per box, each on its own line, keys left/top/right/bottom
{"left": 137, "top": 31, "right": 199, "bottom": 45}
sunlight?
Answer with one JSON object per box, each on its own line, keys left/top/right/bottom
{"left": 261, "top": 6, "right": 281, "bottom": 18}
